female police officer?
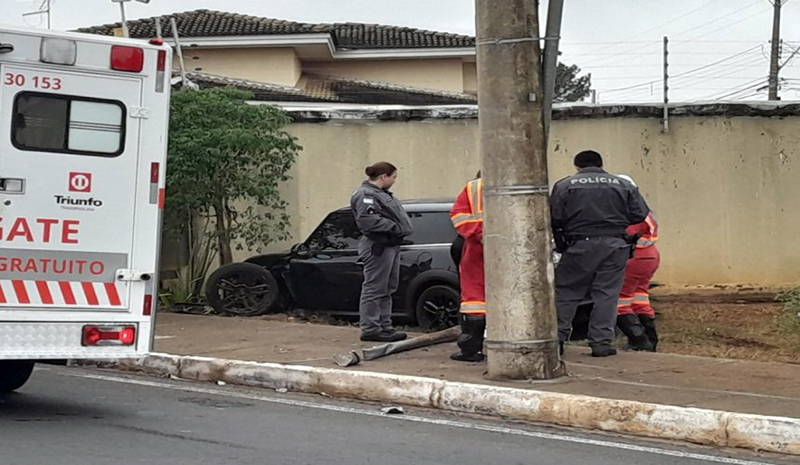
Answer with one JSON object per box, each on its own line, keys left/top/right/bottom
{"left": 351, "top": 162, "right": 414, "bottom": 342}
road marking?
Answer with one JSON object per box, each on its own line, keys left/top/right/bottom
{"left": 63, "top": 370, "right": 775, "bottom": 465}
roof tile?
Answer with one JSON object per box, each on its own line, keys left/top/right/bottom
{"left": 77, "top": 9, "right": 475, "bottom": 50}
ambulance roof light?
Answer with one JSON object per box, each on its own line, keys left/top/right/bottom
{"left": 110, "top": 45, "right": 143, "bottom": 72}
{"left": 40, "top": 38, "right": 77, "bottom": 65}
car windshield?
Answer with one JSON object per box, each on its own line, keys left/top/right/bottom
{"left": 305, "top": 212, "right": 361, "bottom": 250}
{"left": 304, "top": 208, "right": 456, "bottom": 250}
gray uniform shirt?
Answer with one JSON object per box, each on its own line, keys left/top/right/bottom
{"left": 551, "top": 167, "right": 649, "bottom": 236}
{"left": 350, "top": 181, "right": 414, "bottom": 240}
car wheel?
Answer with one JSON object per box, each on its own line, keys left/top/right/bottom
{"left": 0, "top": 361, "right": 34, "bottom": 393}
{"left": 415, "top": 284, "right": 460, "bottom": 331}
{"left": 205, "top": 263, "right": 280, "bottom": 316}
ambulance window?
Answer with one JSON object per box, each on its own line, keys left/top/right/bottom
{"left": 11, "top": 92, "right": 125, "bottom": 157}
{"left": 68, "top": 101, "right": 124, "bottom": 153}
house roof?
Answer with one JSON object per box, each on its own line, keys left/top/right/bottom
{"left": 177, "top": 71, "right": 478, "bottom": 106}
{"left": 76, "top": 9, "right": 475, "bottom": 50}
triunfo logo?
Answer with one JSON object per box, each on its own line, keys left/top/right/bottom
{"left": 54, "top": 195, "right": 103, "bottom": 208}
{"left": 69, "top": 172, "right": 92, "bottom": 193}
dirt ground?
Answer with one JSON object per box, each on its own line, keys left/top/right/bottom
{"left": 655, "top": 298, "right": 800, "bottom": 364}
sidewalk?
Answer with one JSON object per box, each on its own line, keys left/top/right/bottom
{"left": 152, "top": 312, "right": 800, "bottom": 419}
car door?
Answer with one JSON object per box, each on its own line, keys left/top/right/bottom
{"left": 0, "top": 65, "right": 141, "bottom": 314}
{"left": 287, "top": 212, "right": 364, "bottom": 312}
{"left": 394, "top": 209, "right": 459, "bottom": 309}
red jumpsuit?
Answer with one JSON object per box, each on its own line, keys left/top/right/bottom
{"left": 617, "top": 213, "right": 660, "bottom": 318}
{"left": 450, "top": 178, "right": 485, "bottom": 316}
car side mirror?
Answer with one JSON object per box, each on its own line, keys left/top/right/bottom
{"left": 291, "top": 243, "right": 311, "bottom": 257}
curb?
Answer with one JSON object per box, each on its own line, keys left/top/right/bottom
{"left": 82, "top": 353, "right": 800, "bottom": 456}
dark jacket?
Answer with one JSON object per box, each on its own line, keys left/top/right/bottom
{"left": 350, "top": 181, "right": 414, "bottom": 244}
{"left": 550, "top": 167, "right": 649, "bottom": 237}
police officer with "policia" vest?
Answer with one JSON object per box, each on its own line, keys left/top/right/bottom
{"left": 551, "top": 150, "right": 650, "bottom": 357}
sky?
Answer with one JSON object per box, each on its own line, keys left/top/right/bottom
{"left": 4, "top": 0, "right": 800, "bottom": 103}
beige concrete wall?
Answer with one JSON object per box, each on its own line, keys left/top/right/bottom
{"left": 302, "top": 59, "right": 467, "bottom": 92}
{"left": 462, "top": 62, "right": 477, "bottom": 93}
{"left": 548, "top": 116, "right": 800, "bottom": 290}
{"left": 180, "top": 48, "right": 302, "bottom": 86}
{"left": 253, "top": 115, "right": 800, "bottom": 290}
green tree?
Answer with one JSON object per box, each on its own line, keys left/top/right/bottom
{"left": 555, "top": 63, "right": 592, "bottom": 103}
{"left": 167, "top": 87, "right": 301, "bottom": 266}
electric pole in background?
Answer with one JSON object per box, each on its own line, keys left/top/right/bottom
{"left": 477, "top": 0, "right": 564, "bottom": 380}
{"left": 768, "top": 0, "right": 787, "bottom": 100}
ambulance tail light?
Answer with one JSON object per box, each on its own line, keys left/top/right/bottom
{"left": 110, "top": 45, "right": 144, "bottom": 72}
{"left": 155, "top": 49, "right": 166, "bottom": 93}
{"left": 82, "top": 325, "right": 136, "bottom": 346}
{"left": 40, "top": 38, "right": 77, "bottom": 65}
{"left": 143, "top": 294, "right": 153, "bottom": 316}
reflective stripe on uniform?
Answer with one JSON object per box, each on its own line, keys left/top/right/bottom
{"left": 632, "top": 294, "right": 650, "bottom": 304}
{"left": 617, "top": 298, "right": 633, "bottom": 308}
{"left": 461, "top": 301, "right": 486, "bottom": 314}
{"left": 636, "top": 215, "right": 659, "bottom": 248}
{"left": 450, "top": 212, "right": 484, "bottom": 228}
{"left": 467, "top": 179, "right": 483, "bottom": 214}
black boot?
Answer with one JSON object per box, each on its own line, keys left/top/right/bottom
{"left": 638, "top": 315, "right": 658, "bottom": 351}
{"left": 590, "top": 344, "right": 618, "bottom": 357}
{"left": 616, "top": 314, "right": 654, "bottom": 351}
{"left": 451, "top": 314, "right": 486, "bottom": 362}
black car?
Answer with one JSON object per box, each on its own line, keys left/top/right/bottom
{"left": 205, "top": 199, "right": 461, "bottom": 330}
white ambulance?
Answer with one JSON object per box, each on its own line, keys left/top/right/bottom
{"left": 0, "top": 25, "right": 171, "bottom": 391}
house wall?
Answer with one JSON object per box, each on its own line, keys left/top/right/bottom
{"left": 301, "top": 58, "right": 467, "bottom": 92}
{"left": 462, "top": 62, "right": 477, "bottom": 93}
{"left": 178, "top": 47, "right": 303, "bottom": 86}
{"left": 239, "top": 114, "right": 800, "bottom": 291}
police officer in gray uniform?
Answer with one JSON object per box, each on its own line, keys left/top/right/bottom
{"left": 551, "top": 151, "right": 650, "bottom": 357}
{"left": 351, "top": 162, "right": 414, "bottom": 342}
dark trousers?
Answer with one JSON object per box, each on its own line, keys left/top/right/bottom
{"left": 556, "top": 237, "right": 629, "bottom": 347}
{"left": 358, "top": 240, "right": 401, "bottom": 336}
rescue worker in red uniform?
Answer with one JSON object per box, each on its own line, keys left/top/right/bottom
{"left": 449, "top": 173, "right": 485, "bottom": 362}
{"left": 615, "top": 175, "right": 660, "bottom": 351}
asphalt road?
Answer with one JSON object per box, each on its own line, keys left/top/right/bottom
{"left": 0, "top": 366, "right": 790, "bottom": 465}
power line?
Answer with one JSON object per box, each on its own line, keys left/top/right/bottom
{"left": 583, "top": 0, "right": 766, "bottom": 68}
{"left": 670, "top": 0, "right": 765, "bottom": 39}
{"left": 575, "top": 0, "right": 723, "bottom": 59}
{"left": 682, "top": 5, "right": 772, "bottom": 42}
{"left": 594, "top": 45, "right": 766, "bottom": 94}
{"left": 694, "top": 77, "right": 769, "bottom": 100}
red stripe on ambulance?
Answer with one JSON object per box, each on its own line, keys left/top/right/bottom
{"left": 81, "top": 282, "right": 99, "bottom": 306}
{"left": 59, "top": 281, "right": 77, "bottom": 305}
{"left": 0, "top": 280, "right": 125, "bottom": 307}
{"left": 13, "top": 280, "right": 30, "bottom": 304}
{"left": 104, "top": 282, "right": 122, "bottom": 306}
{"left": 36, "top": 281, "right": 54, "bottom": 304}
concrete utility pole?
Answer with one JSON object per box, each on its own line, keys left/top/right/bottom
{"left": 768, "top": 0, "right": 786, "bottom": 100}
{"left": 477, "top": 0, "right": 564, "bottom": 380}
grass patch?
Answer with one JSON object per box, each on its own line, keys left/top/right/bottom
{"left": 776, "top": 288, "right": 800, "bottom": 338}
